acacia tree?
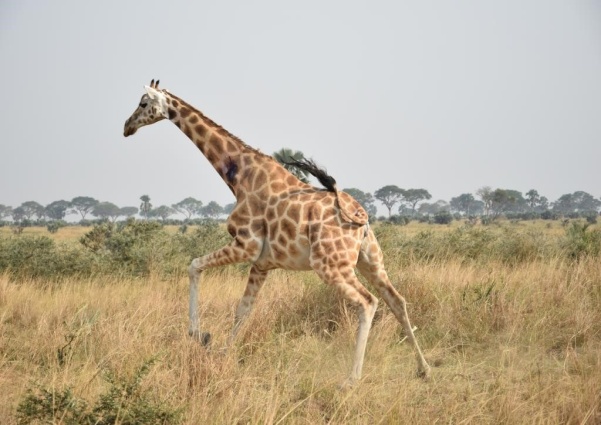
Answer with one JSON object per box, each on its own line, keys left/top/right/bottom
{"left": 223, "top": 202, "right": 236, "bottom": 215}
{"left": 418, "top": 200, "right": 449, "bottom": 216}
{"left": 201, "top": 201, "right": 224, "bottom": 219}
{"left": 488, "top": 189, "right": 526, "bottom": 218}
{"left": 18, "top": 201, "right": 45, "bottom": 221}
{"left": 450, "top": 193, "right": 476, "bottom": 216}
{"left": 553, "top": 191, "right": 601, "bottom": 215}
{"left": 343, "top": 188, "right": 377, "bottom": 217}
{"left": 70, "top": 196, "right": 99, "bottom": 220}
{"left": 11, "top": 207, "right": 25, "bottom": 222}
{"left": 120, "top": 206, "right": 138, "bottom": 218}
{"left": 172, "top": 197, "right": 203, "bottom": 220}
{"left": 92, "top": 202, "right": 121, "bottom": 222}
{"left": 402, "top": 189, "right": 432, "bottom": 215}
{"left": 525, "top": 189, "right": 540, "bottom": 211}
{"left": 476, "top": 186, "right": 494, "bottom": 217}
{"left": 273, "top": 148, "right": 310, "bottom": 183}
{"left": 45, "top": 200, "right": 71, "bottom": 220}
{"left": 374, "top": 185, "right": 404, "bottom": 217}
{"left": 139, "top": 195, "right": 152, "bottom": 220}
{"left": 571, "top": 191, "right": 601, "bottom": 213}
{"left": 149, "top": 205, "right": 175, "bottom": 222}
{"left": 0, "top": 204, "right": 12, "bottom": 221}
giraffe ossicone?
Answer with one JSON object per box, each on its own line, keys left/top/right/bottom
{"left": 123, "top": 80, "right": 431, "bottom": 383}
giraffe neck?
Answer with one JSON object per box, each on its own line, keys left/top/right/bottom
{"left": 163, "top": 92, "right": 268, "bottom": 196}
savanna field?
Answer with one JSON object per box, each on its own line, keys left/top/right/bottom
{"left": 1, "top": 219, "right": 600, "bottom": 424}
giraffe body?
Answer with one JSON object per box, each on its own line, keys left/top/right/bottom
{"left": 124, "top": 81, "right": 430, "bottom": 383}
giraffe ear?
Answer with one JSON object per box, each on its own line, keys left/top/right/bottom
{"left": 144, "top": 85, "right": 160, "bottom": 100}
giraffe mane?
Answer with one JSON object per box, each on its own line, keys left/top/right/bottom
{"left": 164, "top": 90, "right": 274, "bottom": 161}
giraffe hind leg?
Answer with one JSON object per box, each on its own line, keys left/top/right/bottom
{"left": 357, "top": 235, "right": 431, "bottom": 379}
{"left": 226, "top": 265, "right": 268, "bottom": 348}
{"left": 316, "top": 266, "right": 379, "bottom": 384}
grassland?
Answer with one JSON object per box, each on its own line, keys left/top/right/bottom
{"left": 1, "top": 221, "right": 600, "bottom": 424}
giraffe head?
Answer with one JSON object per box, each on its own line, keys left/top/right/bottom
{"left": 123, "top": 79, "right": 170, "bottom": 137}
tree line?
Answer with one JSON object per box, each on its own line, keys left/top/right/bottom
{"left": 1, "top": 148, "right": 599, "bottom": 229}
{"left": 2, "top": 187, "right": 599, "bottom": 229}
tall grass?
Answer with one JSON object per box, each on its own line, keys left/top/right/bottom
{"left": 1, "top": 220, "right": 600, "bottom": 423}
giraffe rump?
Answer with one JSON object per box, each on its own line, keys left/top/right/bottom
{"left": 284, "top": 158, "right": 337, "bottom": 192}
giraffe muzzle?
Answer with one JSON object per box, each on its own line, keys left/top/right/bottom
{"left": 123, "top": 121, "right": 137, "bottom": 137}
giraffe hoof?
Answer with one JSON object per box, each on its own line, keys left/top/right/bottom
{"left": 417, "top": 366, "right": 432, "bottom": 381}
{"left": 189, "top": 330, "right": 212, "bottom": 347}
{"left": 339, "top": 376, "right": 358, "bottom": 390}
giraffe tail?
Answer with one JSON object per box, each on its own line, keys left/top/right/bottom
{"left": 285, "top": 158, "right": 368, "bottom": 226}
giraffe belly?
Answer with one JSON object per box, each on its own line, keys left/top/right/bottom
{"left": 255, "top": 238, "right": 312, "bottom": 271}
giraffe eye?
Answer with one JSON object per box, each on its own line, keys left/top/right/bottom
{"left": 140, "top": 102, "right": 147, "bottom": 108}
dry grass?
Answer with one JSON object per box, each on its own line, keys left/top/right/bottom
{"left": 1, "top": 223, "right": 600, "bottom": 424}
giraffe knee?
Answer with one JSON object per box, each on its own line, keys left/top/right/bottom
{"left": 188, "top": 258, "right": 201, "bottom": 278}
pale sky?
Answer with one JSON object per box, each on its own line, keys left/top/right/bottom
{"left": 1, "top": 1, "right": 600, "bottom": 217}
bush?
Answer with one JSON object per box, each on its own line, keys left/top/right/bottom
{"left": 16, "top": 358, "right": 182, "bottom": 425}
{"left": 47, "top": 220, "right": 67, "bottom": 234}
{"left": 388, "top": 215, "right": 411, "bottom": 225}
{"left": 0, "top": 236, "right": 97, "bottom": 280}
{"left": 563, "top": 221, "right": 601, "bottom": 259}
{"left": 433, "top": 210, "right": 453, "bottom": 225}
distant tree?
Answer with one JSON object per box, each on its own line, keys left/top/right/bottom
{"left": 172, "top": 197, "right": 203, "bottom": 220}
{"left": 223, "top": 202, "right": 236, "bottom": 215}
{"left": 11, "top": 206, "right": 26, "bottom": 222}
{"left": 538, "top": 197, "right": 549, "bottom": 212}
{"left": 571, "top": 191, "right": 601, "bottom": 212}
{"left": 70, "top": 196, "right": 99, "bottom": 220}
{"left": 139, "top": 195, "right": 152, "bottom": 220}
{"left": 45, "top": 200, "right": 71, "bottom": 221}
{"left": 343, "top": 188, "right": 378, "bottom": 217}
{"left": 92, "top": 202, "right": 121, "bottom": 222}
{"left": 488, "top": 189, "right": 526, "bottom": 218}
{"left": 552, "top": 194, "right": 573, "bottom": 215}
{"left": 402, "top": 189, "right": 432, "bottom": 215}
{"left": 0, "top": 204, "right": 12, "bottom": 220}
{"left": 19, "top": 201, "right": 45, "bottom": 221}
{"left": 525, "top": 189, "right": 540, "bottom": 210}
{"left": 201, "top": 201, "right": 224, "bottom": 219}
{"left": 553, "top": 191, "right": 601, "bottom": 215}
{"left": 119, "top": 206, "right": 139, "bottom": 218}
{"left": 149, "top": 205, "right": 175, "bottom": 222}
{"left": 374, "top": 185, "right": 404, "bottom": 217}
{"left": 508, "top": 190, "right": 528, "bottom": 212}
{"left": 273, "top": 148, "right": 310, "bottom": 183}
{"left": 419, "top": 200, "right": 449, "bottom": 216}
{"left": 450, "top": 193, "right": 476, "bottom": 216}
{"left": 476, "top": 186, "right": 494, "bottom": 217}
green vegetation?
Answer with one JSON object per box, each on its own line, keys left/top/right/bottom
{"left": 17, "top": 357, "right": 181, "bottom": 424}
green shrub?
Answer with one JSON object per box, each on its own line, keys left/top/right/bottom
{"left": 0, "top": 236, "right": 97, "bottom": 280}
{"left": 563, "top": 221, "right": 601, "bottom": 259}
{"left": 47, "top": 220, "right": 67, "bottom": 234}
{"left": 16, "top": 358, "right": 182, "bottom": 425}
{"left": 433, "top": 210, "right": 453, "bottom": 225}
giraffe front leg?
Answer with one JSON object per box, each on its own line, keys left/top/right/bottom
{"left": 227, "top": 265, "right": 268, "bottom": 348}
{"left": 187, "top": 239, "right": 260, "bottom": 347}
{"left": 188, "top": 258, "right": 211, "bottom": 346}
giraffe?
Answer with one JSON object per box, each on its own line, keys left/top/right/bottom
{"left": 123, "top": 80, "right": 431, "bottom": 383}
